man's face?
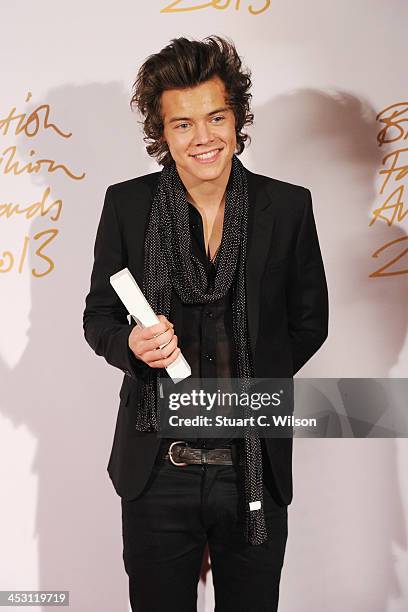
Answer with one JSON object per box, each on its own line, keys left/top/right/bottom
{"left": 161, "top": 75, "right": 237, "bottom": 184}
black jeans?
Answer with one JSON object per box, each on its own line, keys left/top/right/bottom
{"left": 121, "top": 447, "right": 288, "bottom": 612}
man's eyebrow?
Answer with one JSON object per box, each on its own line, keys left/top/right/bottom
{"left": 167, "top": 107, "right": 229, "bottom": 124}
{"left": 208, "top": 107, "right": 229, "bottom": 116}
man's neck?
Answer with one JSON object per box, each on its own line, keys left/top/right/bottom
{"left": 177, "top": 159, "right": 232, "bottom": 212}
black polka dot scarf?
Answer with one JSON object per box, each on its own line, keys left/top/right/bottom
{"left": 135, "top": 154, "right": 268, "bottom": 546}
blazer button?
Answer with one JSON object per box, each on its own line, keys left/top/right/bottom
{"left": 204, "top": 354, "right": 214, "bottom": 362}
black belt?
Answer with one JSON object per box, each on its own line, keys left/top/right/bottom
{"left": 163, "top": 440, "right": 241, "bottom": 466}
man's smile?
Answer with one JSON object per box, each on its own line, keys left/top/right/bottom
{"left": 190, "top": 148, "right": 223, "bottom": 163}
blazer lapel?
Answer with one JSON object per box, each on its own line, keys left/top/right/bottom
{"left": 245, "top": 169, "right": 275, "bottom": 357}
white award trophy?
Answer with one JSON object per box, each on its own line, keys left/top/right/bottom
{"left": 110, "top": 267, "right": 191, "bottom": 383}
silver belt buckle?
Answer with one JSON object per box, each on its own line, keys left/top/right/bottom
{"left": 168, "top": 441, "right": 188, "bottom": 466}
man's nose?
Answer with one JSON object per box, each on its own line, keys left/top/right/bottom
{"left": 193, "top": 122, "right": 214, "bottom": 145}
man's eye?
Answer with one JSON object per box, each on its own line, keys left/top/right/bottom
{"left": 176, "top": 123, "right": 189, "bottom": 129}
{"left": 212, "top": 116, "right": 225, "bottom": 123}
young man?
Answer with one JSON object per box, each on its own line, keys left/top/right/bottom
{"left": 83, "top": 36, "right": 328, "bottom": 612}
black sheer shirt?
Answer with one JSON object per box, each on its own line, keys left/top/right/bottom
{"left": 168, "top": 202, "right": 237, "bottom": 449}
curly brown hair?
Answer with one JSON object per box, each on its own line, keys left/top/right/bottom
{"left": 130, "top": 35, "right": 254, "bottom": 166}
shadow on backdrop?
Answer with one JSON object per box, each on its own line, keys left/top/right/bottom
{"left": 248, "top": 89, "right": 408, "bottom": 612}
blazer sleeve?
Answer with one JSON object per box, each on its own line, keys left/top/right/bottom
{"left": 82, "top": 185, "right": 151, "bottom": 381}
{"left": 287, "top": 189, "right": 329, "bottom": 374}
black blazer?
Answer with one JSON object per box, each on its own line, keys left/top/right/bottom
{"left": 83, "top": 166, "right": 329, "bottom": 506}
